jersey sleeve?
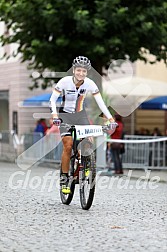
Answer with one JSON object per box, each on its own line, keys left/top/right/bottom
{"left": 87, "top": 78, "right": 113, "bottom": 120}
{"left": 88, "top": 79, "right": 100, "bottom": 95}
{"left": 54, "top": 78, "right": 65, "bottom": 93}
{"left": 49, "top": 90, "right": 60, "bottom": 115}
{"left": 49, "top": 78, "right": 66, "bottom": 115}
{"left": 94, "top": 93, "right": 113, "bottom": 120}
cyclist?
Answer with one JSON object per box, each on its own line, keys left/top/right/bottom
{"left": 50, "top": 56, "right": 116, "bottom": 194}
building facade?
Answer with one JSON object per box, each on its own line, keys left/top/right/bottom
{"left": 0, "top": 60, "right": 52, "bottom": 135}
{"left": 135, "top": 59, "right": 167, "bottom": 135}
{"left": 1, "top": 21, "right": 167, "bottom": 136}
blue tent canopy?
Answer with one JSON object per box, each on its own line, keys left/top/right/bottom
{"left": 21, "top": 93, "right": 62, "bottom": 107}
{"left": 140, "top": 96, "right": 167, "bottom": 110}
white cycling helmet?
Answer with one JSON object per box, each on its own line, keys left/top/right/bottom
{"left": 72, "top": 56, "right": 91, "bottom": 70}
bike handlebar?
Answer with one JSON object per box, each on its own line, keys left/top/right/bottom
{"left": 60, "top": 123, "right": 116, "bottom": 132}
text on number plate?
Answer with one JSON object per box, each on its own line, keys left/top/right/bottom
{"left": 75, "top": 125, "right": 103, "bottom": 138}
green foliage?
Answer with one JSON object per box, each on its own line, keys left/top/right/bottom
{"left": 0, "top": 0, "right": 167, "bottom": 88}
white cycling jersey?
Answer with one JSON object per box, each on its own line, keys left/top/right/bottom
{"left": 50, "top": 76, "right": 113, "bottom": 119}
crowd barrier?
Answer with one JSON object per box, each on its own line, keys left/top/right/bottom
{"left": 0, "top": 131, "right": 167, "bottom": 170}
{"left": 96, "top": 135, "right": 167, "bottom": 170}
{"left": 0, "top": 131, "right": 18, "bottom": 162}
{"left": 109, "top": 135, "right": 167, "bottom": 170}
{"left": 18, "top": 133, "right": 63, "bottom": 167}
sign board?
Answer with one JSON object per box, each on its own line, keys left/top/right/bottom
{"left": 75, "top": 125, "right": 103, "bottom": 138}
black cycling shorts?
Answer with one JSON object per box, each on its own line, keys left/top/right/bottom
{"left": 59, "top": 110, "right": 90, "bottom": 137}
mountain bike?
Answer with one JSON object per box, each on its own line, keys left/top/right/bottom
{"left": 59, "top": 123, "right": 112, "bottom": 210}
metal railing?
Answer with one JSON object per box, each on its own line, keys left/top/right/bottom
{"left": 1, "top": 131, "right": 167, "bottom": 170}
{"left": 19, "top": 132, "right": 63, "bottom": 164}
{"left": 0, "top": 131, "right": 18, "bottom": 162}
{"left": 97, "top": 134, "right": 167, "bottom": 170}
{"left": 121, "top": 135, "right": 167, "bottom": 169}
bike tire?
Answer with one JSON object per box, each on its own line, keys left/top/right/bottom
{"left": 79, "top": 150, "right": 96, "bottom": 210}
{"left": 60, "top": 157, "right": 75, "bottom": 205}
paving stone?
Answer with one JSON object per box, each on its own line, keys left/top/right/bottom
{"left": 0, "top": 162, "right": 166, "bottom": 252}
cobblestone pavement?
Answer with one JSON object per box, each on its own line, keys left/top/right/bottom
{"left": 0, "top": 162, "right": 167, "bottom": 252}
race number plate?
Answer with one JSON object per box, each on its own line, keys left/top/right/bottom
{"left": 75, "top": 125, "right": 103, "bottom": 138}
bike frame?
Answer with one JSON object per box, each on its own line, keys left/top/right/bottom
{"left": 60, "top": 123, "right": 115, "bottom": 210}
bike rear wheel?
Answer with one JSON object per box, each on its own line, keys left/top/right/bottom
{"left": 60, "top": 157, "right": 75, "bottom": 205}
{"left": 79, "top": 150, "right": 96, "bottom": 210}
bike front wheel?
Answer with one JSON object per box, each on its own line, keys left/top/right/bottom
{"left": 79, "top": 150, "right": 96, "bottom": 210}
